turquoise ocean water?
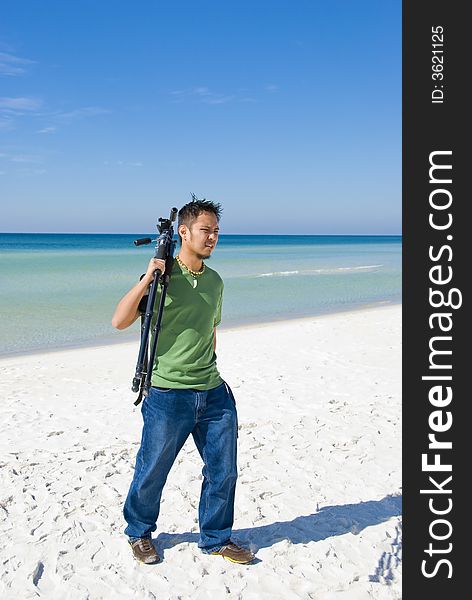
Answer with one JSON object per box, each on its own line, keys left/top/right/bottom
{"left": 0, "top": 234, "right": 401, "bottom": 355}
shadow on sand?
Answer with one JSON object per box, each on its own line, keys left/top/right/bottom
{"left": 155, "top": 493, "right": 402, "bottom": 553}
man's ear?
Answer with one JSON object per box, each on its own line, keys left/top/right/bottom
{"left": 178, "top": 224, "right": 188, "bottom": 240}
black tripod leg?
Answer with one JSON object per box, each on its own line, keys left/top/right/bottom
{"left": 134, "top": 315, "right": 149, "bottom": 406}
{"left": 142, "top": 278, "right": 169, "bottom": 396}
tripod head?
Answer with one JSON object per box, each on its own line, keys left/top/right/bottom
{"left": 158, "top": 207, "right": 178, "bottom": 234}
{"left": 134, "top": 207, "right": 178, "bottom": 247}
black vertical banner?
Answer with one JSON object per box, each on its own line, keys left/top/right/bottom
{"left": 403, "top": 1, "right": 468, "bottom": 597}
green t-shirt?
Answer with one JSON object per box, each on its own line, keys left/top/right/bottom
{"left": 150, "top": 258, "right": 224, "bottom": 390}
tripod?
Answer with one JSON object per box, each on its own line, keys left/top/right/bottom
{"left": 132, "top": 207, "right": 178, "bottom": 406}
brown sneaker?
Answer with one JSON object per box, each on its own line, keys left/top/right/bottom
{"left": 128, "top": 537, "right": 160, "bottom": 564}
{"left": 211, "top": 542, "right": 255, "bottom": 564}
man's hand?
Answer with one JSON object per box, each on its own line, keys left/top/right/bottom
{"left": 142, "top": 258, "right": 166, "bottom": 285}
{"left": 111, "top": 257, "right": 166, "bottom": 330}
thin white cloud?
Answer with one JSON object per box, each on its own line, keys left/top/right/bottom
{"left": 203, "top": 95, "right": 234, "bottom": 105}
{"left": 170, "top": 83, "right": 272, "bottom": 105}
{"left": 0, "top": 147, "right": 47, "bottom": 174}
{"left": 0, "top": 118, "right": 13, "bottom": 130}
{"left": 0, "top": 151, "right": 43, "bottom": 164}
{"left": 54, "top": 106, "right": 110, "bottom": 121}
{"left": 36, "top": 126, "right": 57, "bottom": 134}
{"left": 193, "top": 87, "right": 211, "bottom": 97}
{"left": 16, "top": 167, "right": 47, "bottom": 176}
{"left": 0, "top": 97, "right": 44, "bottom": 133}
{"left": 170, "top": 86, "right": 234, "bottom": 105}
{"left": 104, "top": 160, "right": 143, "bottom": 167}
{"left": 10, "top": 154, "right": 43, "bottom": 164}
{"left": 0, "top": 52, "right": 35, "bottom": 76}
{"left": 0, "top": 96, "right": 42, "bottom": 111}
{"left": 0, "top": 103, "right": 111, "bottom": 134}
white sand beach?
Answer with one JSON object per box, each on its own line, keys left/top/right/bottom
{"left": 0, "top": 304, "right": 401, "bottom": 599}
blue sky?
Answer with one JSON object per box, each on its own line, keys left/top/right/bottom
{"left": 1, "top": 1, "right": 401, "bottom": 234}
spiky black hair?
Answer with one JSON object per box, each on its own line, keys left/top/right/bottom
{"left": 177, "top": 193, "right": 222, "bottom": 243}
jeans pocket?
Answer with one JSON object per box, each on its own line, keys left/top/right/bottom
{"left": 223, "top": 381, "right": 238, "bottom": 437}
{"left": 223, "top": 381, "right": 236, "bottom": 406}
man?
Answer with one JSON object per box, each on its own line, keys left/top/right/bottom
{"left": 112, "top": 198, "right": 255, "bottom": 565}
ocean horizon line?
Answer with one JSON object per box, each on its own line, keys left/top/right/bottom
{"left": 0, "top": 231, "right": 402, "bottom": 237}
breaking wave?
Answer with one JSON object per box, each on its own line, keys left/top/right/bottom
{"left": 256, "top": 265, "right": 383, "bottom": 278}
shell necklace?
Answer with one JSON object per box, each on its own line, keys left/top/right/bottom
{"left": 176, "top": 255, "right": 205, "bottom": 288}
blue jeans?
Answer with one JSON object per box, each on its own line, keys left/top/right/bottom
{"left": 123, "top": 381, "right": 238, "bottom": 553}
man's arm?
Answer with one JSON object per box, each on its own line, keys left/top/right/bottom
{"left": 111, "top": 258, "right": 165, "bottom": 330}
{"left": 214, "top": 327, "right": 217, "bottom": 351}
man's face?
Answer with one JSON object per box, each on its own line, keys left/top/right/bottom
{"left": 181, "top": 211, "right": 219, "bottom": 259}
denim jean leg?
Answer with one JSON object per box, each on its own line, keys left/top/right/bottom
{"left": 192, "top": 383, "right": 238, "bottom": 553}
{"left": 124, "top": 388, "right": 194, "bottom": 539}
